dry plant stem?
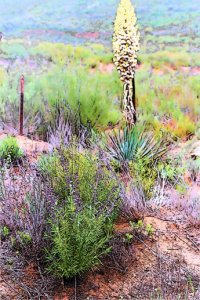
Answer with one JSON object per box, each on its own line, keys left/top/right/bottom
{"left": 123, "top": 78, "right": 136, "bottom": 125}
{"left": 185, "top": 233, "right": 200, "bottom": 252}
{"left": 174, "top": 232, "right": 200, "bottom": 252}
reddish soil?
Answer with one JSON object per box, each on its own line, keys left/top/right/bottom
{"left": 75, "top": 32, "right": 100, "bottom": 39}
{"left": 98, "top": 63, "right": 115, "bottom": 74}
{"left": 94, "top": 62, "right": 200, "bottom": 77}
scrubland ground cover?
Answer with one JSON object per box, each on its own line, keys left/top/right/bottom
{"left": 1, "top": 40, "right": 200, "bottom": 139}
{"left": 0, "top": 2, "right": 200, "bottom": 299}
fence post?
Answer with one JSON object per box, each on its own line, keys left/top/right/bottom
{"left": 19, "top": 75, "right": 25, "bottom": 135}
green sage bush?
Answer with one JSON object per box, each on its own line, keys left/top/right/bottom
{"left": 0, "top": 136, "right": 23, "bottom": 164}
{"left": 39, "top": 145, "right": 121, "bottom": 210}
{"left": 46, "top": 198, "right": 113, "bottom": 279}
{"left": 39, "top": 145, "right": 122, "bottom": 279}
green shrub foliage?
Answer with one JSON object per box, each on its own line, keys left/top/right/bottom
{"left": 39, "top": 145, "right": 121, "bottom": 278}
{"left": 46, "top": 199, "right": 113, "bottom": 278}
{"left": 0, "top": 136, "right": 23, "bottom": 164}
{"left": 39, "top": 146, "right": 121, "bottom": 209}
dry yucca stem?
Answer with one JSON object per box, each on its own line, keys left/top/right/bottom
{"left": 113, "top": 0, "right": 140, "bottom": 125}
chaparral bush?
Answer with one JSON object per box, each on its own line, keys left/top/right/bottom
{"left": 0, "top": 136, "right": 23, "bottom": 165}
{"left": 39, "top": 145, "right": 121, "bottom": 208}
{"left": 46, "top": 199, "right": 114, "bottom": 279}
{"left": 38, "top": 144, "right": 122, "bottom": 278}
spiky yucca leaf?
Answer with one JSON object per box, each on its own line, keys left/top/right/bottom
{"left": 107, "top": 125, "right": 167, "bottom": 165}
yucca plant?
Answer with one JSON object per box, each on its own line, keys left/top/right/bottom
{"left": 113, "top": 0, "right": 140, "bottom": 125}
{"left": 106, "top": 125, "right": 167, "bottom": 170}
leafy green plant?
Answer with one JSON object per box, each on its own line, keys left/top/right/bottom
{"left": 158, "top": 158, "right": 186, "bottom": 188}
{"left": 40, "top": 144, "right": 122, "bottom": 279}
{"left": 39, "top": 145, "right": 121, "bottom": 210}
{"left": 145, "top": 223, "right": 154, "bottom": 236}
{"left": 46, "top": 197, "right": 113, "bottom": 279}
{"left": 130, "top": 220, "right": 155, "bottom": 236}
{"left": 0, "top": 225, "right": 10, "bottom": 238}
{"left": 129, "top": 156, "right": 186, "bottom": 199}
{"left": 0, "top": 136, "right": 23, "bottom": 164}
{"left": 124, "top": 233, "right": 133, "bottom": 244}
{"left": 129, "top": 157, "right": 158, "bottom": 199}
{"left": 17, "top": 231, "right": 32, "bottom": 245}
{"left": 130, "top": 219, "right": 144, "bottom": 229}
{"left": 39, "top": 144, "right": 122, "bottom": 279}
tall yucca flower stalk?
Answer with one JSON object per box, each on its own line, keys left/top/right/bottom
{"left": 113, "top": 0, "right": 140, "bottom": 125}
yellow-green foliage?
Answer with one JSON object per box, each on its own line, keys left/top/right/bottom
{"left": 0, "top": 136, "right": 23, "bottom": 163}
{"left": 31, "top": 65, "right": 121, "bottom": 127}
{"left": 129, "top": 158, "right": 158, "bottom": 199}
{"left": 0, "top": 38, "right": 199, "bottom": 139}
{"left": 39, "top": 146, "right": 121, "bottom": 280}
{"left": 39, "top": 146, "right": 121, "bottom": 207}
{"left": 113, "top": 0, "right": 140, "bottom": 82}
{"left": 136, "top": 66, "right": 199, "bottom": 138}
{"left": 0, "top": 63, "right": 122, "bottom": 130}
{"left": 140, "top": 51, "right": 200, "bottom": 69}
{"left": 32, "top": 42, "right": 112, "bottom": 67}
{"left": 0, "top": 68, "right": 5, "bottom": 86}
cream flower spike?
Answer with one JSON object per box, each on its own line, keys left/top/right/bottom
{"left": 113, "top": 0, "right": 140, "bottom": 83}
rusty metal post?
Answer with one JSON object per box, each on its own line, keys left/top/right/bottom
{"left": 19, "top": 75, "right": 25, "bottom": 135}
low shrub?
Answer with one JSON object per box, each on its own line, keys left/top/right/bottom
{"left": 46, "top": 199, "right": 113, "bottom": 279}
{"left": 0, "top": 167, "right": 52, "bottom": 257}
{"left": 46, "top": 103, "right": 98, "bottom": 149}
{"left": 39, "top": 145, "right": 121, "bottom": 210}
{"left": 129, "top": 156, "right": 186, "bottom": 200}
{"left": 129, "top": 158, "right": 158, "bottom": 199}
{"left": 106, "top": 124, "right": 169, "bottom": 199}
{"left": 1, "top": 145, "right": 122, "bottom": 279}
{"left": 0, "top": 136, "right": 23, "bottom": 164}
{"left": 39, "top": 145, "right": 122, "bottom": 279}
